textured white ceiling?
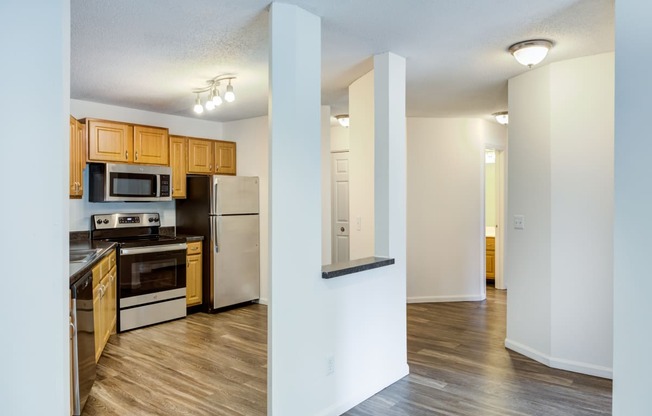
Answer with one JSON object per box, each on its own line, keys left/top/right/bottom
{"left": 71, "top": 0, "right": 614, "bottom": 123}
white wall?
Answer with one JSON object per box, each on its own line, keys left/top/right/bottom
{"left": 406, "top": 118, "right": 506, "bottom": 303}
{"left": 506, "top": 53, "right": 614, "bottom": 378}
{"left": 321, "top": 107, "right": 332, "bottom": 265}
{"left": 485, "top": 158, "right": 496, "bottom": 228}
{"left": 613, "top": 2, "right": 652, "bottom": 413}
{"left": 330, "top": 124, "right": 350, "bottom": 152}
{"left": 268, "top": 5, "right": 408, "bottom": 414}
{"left": 69, "top": 99, "right": 224, "bottom": 230}
{"left": 348, "top": 71, "right": 375, "bottom": 259}
{"left": 0, "top": 1, "right": 70, "bottom": 414}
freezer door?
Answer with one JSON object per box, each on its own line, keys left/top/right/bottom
{"left": 213, "top": 215, "right": 260, "bottom": 309}
{"left": 213, "top": 176, "right": 259, "bottom": 215}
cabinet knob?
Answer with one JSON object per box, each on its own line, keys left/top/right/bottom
{"left": 125, "top": 150, "right": 128, "bottom": 159}
{"left": 135, "top": 151, "right": 138, "bottom": 160}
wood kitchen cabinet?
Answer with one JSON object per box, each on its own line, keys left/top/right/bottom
{"left": 187, "top": 137, "right": 237, "bottom": 175}
{"left": 169, "top": 136, "right": 187, "bottom": 198}
{"left": 92, "top": 250, "right": 116, "bottom": 362}
{"left": 69, "top": 116, "right": 85, "bottom": 198}
{"left": 85, "top": 119, "right": 169, "bottom": 165}
{"left": 186, "top": 241, "right": 203, "bottom": 307}
{"left": 486, "top": 237, "right": 495, "bottom": 280}
{"left": 214, "top": 140, "right": 236, "bottom": 175}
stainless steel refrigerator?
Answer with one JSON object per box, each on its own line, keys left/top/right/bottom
{"left": 176, "top": 176, "right": 260, "bottom": 311}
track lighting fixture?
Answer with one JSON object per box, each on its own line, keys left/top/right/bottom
{"left": 192, "top": 75, "right": 236, "bottom": 114}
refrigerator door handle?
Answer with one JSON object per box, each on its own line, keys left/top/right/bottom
{"left": 212, "top": 181, "right": 219, "bottom": 215}
{"left": 212, "top": 216, "right": 219, "bottom": 253}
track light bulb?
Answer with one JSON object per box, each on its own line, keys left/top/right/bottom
{"left": 224, "top": 82, "right": 235, "bottom": 102}
{"left": 205, "top": 99, "right": 215, "bottom": 111}
{"left": 193, "top": 94, "right": 203, "bottom": 114}
{"left": 213, "top": 88, "right": 223, "bottom": 106}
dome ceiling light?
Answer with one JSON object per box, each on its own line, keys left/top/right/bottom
{"left": 335, "top": 114, "right": 349, "bottom": 128}
{"left": 508, "top": 39, "right": 553, "bottom": 68}
{"left": 493, "top": 111, "right": 508, "bottom": 125}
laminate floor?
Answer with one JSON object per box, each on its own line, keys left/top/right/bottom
{"left": 83, "top": 305, "right": 267, "bottom": 416}
{"left": 346, "top": 287, "right": 612, "bottom": 416}
{"left": 84, "top": 287, "right": 612, "bottom": 416}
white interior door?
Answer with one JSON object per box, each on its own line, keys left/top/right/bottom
{"left": 331, "top": 152, "right": 350, "bottom": 263}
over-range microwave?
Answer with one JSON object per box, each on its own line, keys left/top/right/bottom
{"left": 89, "top": 163, "right": 172, "bottom": 202}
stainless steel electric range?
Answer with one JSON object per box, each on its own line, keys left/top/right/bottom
{"left": 91, "top": 213, "right": 187, "bottom": 332}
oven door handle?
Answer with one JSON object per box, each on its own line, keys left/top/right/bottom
{"left": 120, "top": 243, "right": 187, "bottom": 256}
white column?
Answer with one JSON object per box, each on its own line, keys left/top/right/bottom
{"left": 0, "top": 0, "right": 70, "bottom": 415}
{"left": 268, "top": 3, "right": 322, "bottom": 415}
{"left": 373, "top": 53, "right": 406, "bottom": 258}
{"left": 614, "top": 1, "right": 652, "bottom": 413}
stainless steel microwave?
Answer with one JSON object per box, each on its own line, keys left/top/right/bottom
{"left": 89, "top": 163, "right": 172, "bottom": 202}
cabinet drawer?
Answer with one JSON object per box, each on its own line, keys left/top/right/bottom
{"left": 187, "top": 241, "right": 202, "bottom": 254}
{"left": 486, "top": 237, "right": 495, "bottom": 251}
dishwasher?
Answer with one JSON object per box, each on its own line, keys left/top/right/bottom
{"left": 70, "top": 270, "right": 96, "bottom": 415}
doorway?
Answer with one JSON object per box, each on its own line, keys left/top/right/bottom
{"left": 331, "top": 151, "right": 350, "bottom": 263}
{"left": 485, "top": 148, "right": 505, "bottom": 290}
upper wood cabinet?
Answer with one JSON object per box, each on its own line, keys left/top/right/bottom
{"left": 133, "top": 125, "right": 169, "bottom": 165}
{"left": 169, "top": 136, "right": 187, "bottom": 198}
{"left": 86, "top": 119, "right": 133, "bottom": 163}
{"left": 69, "top": 116, "right": 85, "bottom": 198}
{"left": 187, "top": 137, "right": 236, "bottom": 175}
{"left": 187, "top": 138, "right": 214, "bottom": 174}
{"left": 85, "top": 119, "right": 169, "bottom": 166}
{"left": 215, "top": 141, "right": 236, "bottom": 175}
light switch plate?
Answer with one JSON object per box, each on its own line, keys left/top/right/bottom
{"left": 513, "top": 215, "right": 525, "bottom": 230}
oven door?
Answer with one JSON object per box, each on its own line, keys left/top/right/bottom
{"left": 119, "top": 243, "right": 187, "bottom": 302}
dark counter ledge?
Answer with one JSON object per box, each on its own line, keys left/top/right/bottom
{"left": 322, "top": 257, "right": 395, "bottom": 279}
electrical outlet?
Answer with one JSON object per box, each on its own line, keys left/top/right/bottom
{"left": 513, "top": 215, "right": 525, "bottom": 230}
{"left": 326, "top": 355, "right": 335, "bottom": 375}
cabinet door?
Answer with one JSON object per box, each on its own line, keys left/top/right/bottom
{"left": 75, "top": 119, "right": 85, "bottom": 195}
{"left": 187, "top": 138, "right": 214, "bottom": 174}
{"left": 106, "top": 266, "right": 117, "bottom": 336}
{"left": 214, "top": 141, "right": 236, "bottom": 175}
{"left": 170, "top": 136, "right": 187, "bottom": 198}
{"left": 87, "top": 120, "right": 133, "bottom": 163}
{"left": 186, "top": 253, "right": 202, "bottom": 307}
{"left": 93, "top": 284, "right": 102, "bottom": 363}
{"left": 486, "top": 237, "right": 495, "bottom": 279}
{"left": 100, "top": 275, "right": 111, "bottom": 347}
{"left": 69, "top": 116, "right": 78, "bottom": 197}
{"left": 133, "top": 125, "right": 169, "bottom": 165}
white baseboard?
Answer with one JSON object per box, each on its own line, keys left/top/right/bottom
{"left": 316, "top": 363, "right": 410, "bottom": 416}
{"left": 407, "top": 294, "right": 486, "bottom": 303}
{"left": 257, "top": 297, "right": 269, "bottom": 305}
{"left": 504, "top": 338, "right": 612, "bottom": 379}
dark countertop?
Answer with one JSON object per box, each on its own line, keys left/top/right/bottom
{"left": 177, "top": 234, "right": 204, "bottom": 242}
{"left": 321, "top": 256, "right": 395, "bottom": 279}
{"left": 69, "top": 240, "right": 117, "bottom": 286}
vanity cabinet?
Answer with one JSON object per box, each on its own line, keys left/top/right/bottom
{"left": 486, "top": 237, "right": 495, "bottom": 280}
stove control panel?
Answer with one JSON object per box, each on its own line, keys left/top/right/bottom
{"left": 92, "top": 213, "right": 160, "bottom": 229}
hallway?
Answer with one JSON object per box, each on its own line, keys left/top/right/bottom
{"left": 346, "top": 287, "right": 612, "bottom": 415}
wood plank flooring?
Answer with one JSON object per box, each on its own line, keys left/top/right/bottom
{"left": 83, "top": 305, "right": 267, "bottom": 416}
{"left": 346, "top": 287, "right": 612, "bottom": 415}
{"left": 83, "top": 287, "right": 612, "bottom": 415}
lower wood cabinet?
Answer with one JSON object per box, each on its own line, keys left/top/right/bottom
{"left": 92, "top": 250, "right": 117, "bottom": 362}
{"left": 486, "top": 237, "right": 495, "bottom": 280}
{"left": 186, "top": 241, "right": 203, "bottom": 307}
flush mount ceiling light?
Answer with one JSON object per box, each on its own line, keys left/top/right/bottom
{"left": 508, "top": 39, "right": 553, "bottom": 68}
{"left": 192, "top": 75, "right": 236, "bottom": 114}
{"left": 335, "top": 114, "right": 349, "bottom": 128}
{"left": 493, "top": 111, "right": 509, "bottom": 125}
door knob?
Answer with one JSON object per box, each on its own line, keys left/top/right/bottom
{"left": 340, "top": 227, "right": 345, "bottom": 232}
